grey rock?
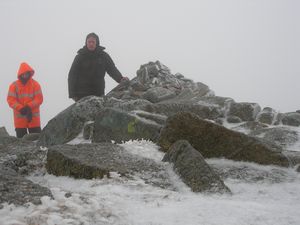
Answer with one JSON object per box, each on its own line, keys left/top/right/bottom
{"left": 0, "top": 165, "right": 52, "bottom": 207}
{"left": 133, "top": 110, "right": 167, "bottom": 125}
{"left": 198, "top": 96, "right": 234, "bottom": 109}
{"left": 250, "top": 127, "right": 298, "bottom": 148}
{"left": 46, "top": 143, "right": 173, "bottom": 189}
{"left": 159, "top": 112, "right": 290, "bottom": 167}
{"left": 163, "top": 140, "right": 231, "bottom": 193}
{"left": 227, "top": 116, "right": 242, "bottom": 123}
{"left": 23, "top": 133, "right": 40, "bottom": 142}
{"left": 228, "top": 102, "right": 261, "bottom": 121}
{"left": 0, "top": 141, "right": 47, "bottom": 175}
{"left": 281, "top": 151, "right": 300, "bottom": 168}
{"left": 256, "top": 107, "right": 277, "bottom": 125}
{"left": 38, "top": 96, "right": 104, "bottom": 146}
{"left": 92, "top": 108, "right": 162, "bottom": 143}
{"left": 281, "top": 112, "right": 300, "bottom": 126}
{"left": 83, "top": 122, "right": 94, "bottom": 140}
{"left": 231, "top": 121, "right": 269, "bottom": 134}
{"left": 104, "top": 98, "right": 152, "bottom": 112}
{"left": 0, "top": 140, "right": 52, "bottom": 207}
{"left": 142, "top": 87, "right": 176, "bottom": 103}
{"left": 144, "top": 102, "right": 223, "bottom": 120}
{"left": 0, "top": 127, "right": 10, "bottom": 137}
{"left": 208, "top": 158, "right": 298, "bottom": 183}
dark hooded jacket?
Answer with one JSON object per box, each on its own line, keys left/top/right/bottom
{"left": 68, "top": 35, "right": 123, "bottom": 99}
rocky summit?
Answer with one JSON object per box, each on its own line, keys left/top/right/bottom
{"left": 1, "top": 60, "right": 300, "bottom": 207}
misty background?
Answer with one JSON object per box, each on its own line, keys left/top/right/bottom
{"left": 0, "top": 0, "right": 299, "bottom": 135}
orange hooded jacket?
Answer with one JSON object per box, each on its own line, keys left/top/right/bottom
{"left": 7, "top": 62, "right": 43, "bottom": 128}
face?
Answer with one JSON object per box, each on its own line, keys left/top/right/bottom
{"left": 86, "top": 37, "right": 97, "bottom": 51}
{"left": 20, "top": 71, "right": 31, "bottom": 79}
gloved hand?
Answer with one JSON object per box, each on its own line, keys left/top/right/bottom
{"left": 26, "top": 108, "right": 33, "bottom": 122}
{"left": 19, "top": 106, "right": 30, "bottom": 115}
{"left": 120, "top": 76, "right": 129, "bottom": 83}
{"left": 72, "top": 97, "right": 80, "bottom": 102}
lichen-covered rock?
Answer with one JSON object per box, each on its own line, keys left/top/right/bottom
{"left": 228, "top": 102, "right": 261, "bottom": 122}
{"left": 250, "top": 127, "right": 298, "bottom": 148}
{"left": 281, "top": 112, "right": 300, "bottom": 126}
{"left": 256, "top": 107, "right": 278, "bottom": 125}
{"left": 142, "top": 87, "right": 176, "bottom": 103}
{"left": 0, "top": 140, "right": 47, "bottom": 175}
{"left": 0, "top": 165, "right": 52, "bottom": 207}
{"left": 159, "top": 112, "right": 290, "bottom": 167}
{"left": 231, "top": 121, "right": 269, "bottom": 134}
{"left": 92, "top": 108, "right": 162, "bottom": 143}
{"left": 46, "top": 143, "right": 174, "bottom": 189}
{"left": 163, "top": 140, "right": 231, "bottom": 193}
{"left": 144, "top": 102, "right": 222, "bottom": 120}
{"left": 0, "top": 140, "right": 52, "bottom": 207}
{"left": 226, "top": 116, "right": 243, "bottom": 123}
{"left": 0, "top": 127, "right": 10, "bottom": 137}
{"left": 38, "top": 96, "right": 104, "bottom": 146}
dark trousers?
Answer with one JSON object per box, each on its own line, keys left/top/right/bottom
{"left": 15, "top": 127, "right": 42, "bottom": 138}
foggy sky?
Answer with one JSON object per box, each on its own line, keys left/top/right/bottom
{"left": 0, "top": 0, "right": 299, "bottom": 135}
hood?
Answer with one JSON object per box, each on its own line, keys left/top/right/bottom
{"left": 17, "top": 62, "right": 34, "bottom": 78}
{"left": 85, "top": 32, "right": 100, "bottom": 46}
{"left": 77, "top": 45, "right": 106, "bottom": 55}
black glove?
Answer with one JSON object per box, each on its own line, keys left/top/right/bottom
{"left": 26, "top": 108, "right": 33, "bottom": 122}
{"left": 19, "top": 106, "right": 30, "bottom": 115}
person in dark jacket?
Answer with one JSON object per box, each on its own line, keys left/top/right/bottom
{"left": 68, "top": 32, "right": 128, "bottom": 101}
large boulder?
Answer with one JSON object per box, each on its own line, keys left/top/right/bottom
{"left": 281, "top": 112, "right": 300, "bottom": 126}
{"left": 38, "top": 96, "right": 104, "bottom": 146}
{"left": 249, "top": 127, "right": 298, "bottom": 148}
{"left": 163, "top": 140, "right": 231, "bottom": 193}
{"left": 0, "top": 139, "right": 52, "bottom": 207}
{"left": 159, "top": 112, "right": 290, "bottom": 167}
{"left": 0, "top": 127, "right": 20, "bottom": 146}
{"left": 142, "top": 87, "right": 176, "bottom": 103}
{"left": 231, "top": 121, "right": 269, "bottom": 133}
{"left": 256, "top": 107, "right": 278, "bottom": 125}
{"left": 0, "top": 165, "right": 52, "bottom": 207}
{"left": 144, "top": 102, "right": 223, "bottom": 120}
{"left": 92, "top": 107, "right": 162, "bottom": 143}
{"left": 208, "top": 158, "right": 298, "bottom": 183}
{"left": 46, "top": 143, "right": 173, "bottom": 189}
{"left": 0, "top": 127, "right": 10, "bottom": 137}
{"left": 0, "top": 140, "right": 47, "bottom": 175}
{"left": 228, "top": 102, "right": 261, "bottom": 122}
{"left": 107, "top": 61, "right": 212, "bottom": 103}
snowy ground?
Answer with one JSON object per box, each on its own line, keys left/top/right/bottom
{"left": 1, "top": 139, "right": 300, "bottom": 225}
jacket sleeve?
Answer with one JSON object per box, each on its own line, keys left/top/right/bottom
{"left": 27, "top": 81, "right": 43, "bottom": 109}
{"left": 68, "top": 55, "right": 80, "bottom": 98}
{"left": 104, "top": 52, "right": 123, "bottom": 83}
{"left": 7, "top": 82, "right": 23, "bottom": 111}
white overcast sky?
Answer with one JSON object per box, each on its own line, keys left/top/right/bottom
{"left": 0, "top": 0, "right": 299, "bottom": 135}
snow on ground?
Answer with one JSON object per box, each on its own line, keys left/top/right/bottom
{"left": 0, "top": 140, "right": 300, "bottom": 225}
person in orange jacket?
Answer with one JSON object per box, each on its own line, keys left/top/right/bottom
{"left": 7, "top": 62, "right": 43, "bottom": 138}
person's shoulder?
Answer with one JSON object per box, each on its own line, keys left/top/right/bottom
{"left": 9, "top": 80, "right": 18, "bottom": 87}
{"left": 31, "top": 79, "right": 41, "bottom": 86}
{"left": 77, "top": 47, "right": 87, "bottom": 55}
{"left": 98, "top": 47, "right": 112, "bottom": 59}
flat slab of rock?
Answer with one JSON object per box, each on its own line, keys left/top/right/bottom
{"left": 163, "top": 140, "right": 231, "bottom": 193}
{"left": 159, "top": 112, "right": 290, "bottom": 167}
{"left": 46, "top": 143, "right": 173, "bottom": 189}
{"left": 0, "top": 165, "right": 52, "bottom": 207}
